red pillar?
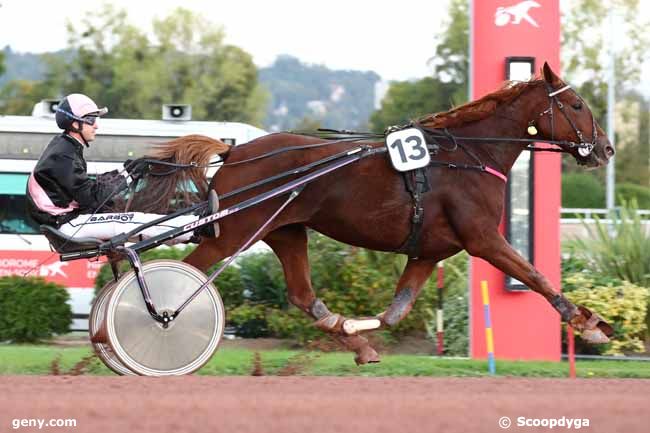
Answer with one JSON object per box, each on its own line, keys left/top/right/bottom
{"left": 469, "top": 0, "right": 562, "bottom": 361}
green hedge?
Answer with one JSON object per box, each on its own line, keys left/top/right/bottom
{"left": 562, "top": 174, "right": 650, "bottom": 210}
{"left": 562, "top": 173, "right": 605, "bottom": 208}
{"left": 0, "top": 276, "right": 72, "bottom": 342}
{"left": 94, "top": 245, "right": 197, "bottom": 293}
{"left": 94, "top": 245, "right": 245, "bottom": 313}
{"left": 425, "top": 253, "right": 469, "bottom": 356}
{"left": 616, "top": 183, "right": 650, "bottom": 209}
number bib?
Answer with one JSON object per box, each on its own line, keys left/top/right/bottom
{"left": 385, "top": 128, "right": 430, "bottom": 172}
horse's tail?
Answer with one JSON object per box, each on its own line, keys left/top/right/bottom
{"left": 124, "top": 134, "right": 230, "bottom": 214}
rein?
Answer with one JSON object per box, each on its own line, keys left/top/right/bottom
{"left": 413, "top": 83, "right": 595, "bottom": 156}
{"left": 137, "top": 135, "right": 373, "bottom": 177}
{"left": 139, "top": 83, "right": 595, "bottom": 183}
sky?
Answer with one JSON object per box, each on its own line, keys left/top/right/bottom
{"left": 0, "top": 0, "right": 448, "bottom": 82}
{"left": 1, "top": 0, "right": 648, "bottom": 94}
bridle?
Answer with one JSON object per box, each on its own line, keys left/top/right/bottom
{"left": 537, "top": 83, "right": 596, "bottom": 157}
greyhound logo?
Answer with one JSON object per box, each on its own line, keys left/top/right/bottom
{"left": 39, "top": 261, "right": 68, "bottom": 278}
{"left": 495, "top": 1, "right": 541, "bottom": 28}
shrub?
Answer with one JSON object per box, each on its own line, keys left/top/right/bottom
{"left": 616, "top": 183, "right": 650, "bottom": 209}
{"left": 267, "top": 306, "right": 319, "bottom": 343}
{"left": 0, "top": 276, "right": 72, "bottom": 342}
{"left": 562, "top": 247, "right": 626, "bottom": 292}
{"left": 425, "top": 252, "right": 470, "bottom": 356}
{"left": 571, "top": 200, "right": 650, "bottom": 287}
{"left": 228, "top": 303, "right": 270, "bottom": 338}
{"left": 427, "top": 291, "right": 469, "bottom": 357}
{"left": 94, "top": 245, "right": 196, "bottom": 293}
{"left": 94, "top": 245, "right": 245, "bottom": 309}
{"left": 563, "top": 272, "right": 648, "bottom": 355}
{"left": 236, "top": 252, "right": 287, "bottom": 308}
{"left": 561, "top": 173, "right": 605, "bottom": 208}
{"left": 209, "top": 263, "right": 245, "bottom": 310}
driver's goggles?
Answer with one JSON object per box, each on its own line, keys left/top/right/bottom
{"left": 81, "top": 115, "right": 99, "bottom": 126}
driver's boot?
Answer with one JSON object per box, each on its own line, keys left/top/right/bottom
{"left": 193, "top": 191, "right": 220, "bottom": 239}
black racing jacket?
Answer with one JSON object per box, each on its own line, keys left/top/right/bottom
{"left": 26, "top": 134, "right": 126, "bottom": 227}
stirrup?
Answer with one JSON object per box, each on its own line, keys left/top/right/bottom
{"left": 194, "top": 191, "right": 220, "bottom": 238}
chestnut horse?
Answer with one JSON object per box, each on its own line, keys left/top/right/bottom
{"left": 133, "top": 63, "right": 615, "bottom": 364}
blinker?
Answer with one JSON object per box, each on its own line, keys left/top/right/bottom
{"left": 527, "top": 125, "right": 538, "bottom": 136}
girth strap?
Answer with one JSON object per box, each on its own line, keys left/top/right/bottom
{"left": 397, "top": 167, "right": 430, "bottom": 258}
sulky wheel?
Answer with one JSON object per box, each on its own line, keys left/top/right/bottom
{"left": 104, "top": 260, "right": 224, "bottom": 376}
{"left": 89, "top": 281, "right": 135, "bottom": 375}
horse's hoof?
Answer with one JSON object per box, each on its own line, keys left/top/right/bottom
{"left": 354, "top": 347, "right": 380, "bottom": 365}
{"left": 571, "top": 305, "right": 614, "bottom": 341}
{"left": 580, "top": 327, "right": 610, "bottom": 344}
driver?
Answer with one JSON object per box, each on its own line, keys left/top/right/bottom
{"left": 26, "top": 93, "right": 218, "bottom": 244}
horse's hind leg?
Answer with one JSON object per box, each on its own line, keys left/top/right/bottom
{"left": 332, "top": 258, "right": 436, "bottom": 334}
{"left": 264, "top": 225, "right": 380, "bottom": 365}
{"left": 183, "top": 239, "right": 228, "bottom": 272}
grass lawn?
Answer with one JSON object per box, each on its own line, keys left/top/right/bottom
{"left": 1, "top": 344, "right": 650, "bottom": 378}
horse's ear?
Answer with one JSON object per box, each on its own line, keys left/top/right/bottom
{"left": 542, "top": 62, "right": 561, "bottom": 85}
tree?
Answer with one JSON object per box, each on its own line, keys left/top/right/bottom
{"left": 428, "top": 0, "right": 469, "bottom": 104}
{"left": 369, "top": 0, "right": 468, "bottom": 132}
{"left": 293, "top": 116, "right": 323, "bottom": 131}
{"left": 561, "top": 0, "right": 650, "bottom": 184}
{"left": 562, "top": 0, "right": 648, "bottom": 115}
{"left": 369, "top": 78, "right": 458, "bottom": 132}
{"left": 41, "top": 5, "right": 267, "bottom": 125}
{"left": 0, "top": 80, "right": 51, "bottom": 114}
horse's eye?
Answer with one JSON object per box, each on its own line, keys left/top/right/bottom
{"left": 572, "top": 102, "right": 583, "bottom": 110}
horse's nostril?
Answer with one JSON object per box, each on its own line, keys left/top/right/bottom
{"left": 605, "top": 146, "right": 615, "bottom": 158}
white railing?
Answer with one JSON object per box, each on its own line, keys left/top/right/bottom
{"left": 560, "top": 207, "right": 650, "bottom": 224}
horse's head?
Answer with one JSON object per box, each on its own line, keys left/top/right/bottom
{"left": 530, "top": 62, "right": 615, "bottom": 168}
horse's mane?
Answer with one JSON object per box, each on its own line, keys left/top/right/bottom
{"left": 418, "top": 79, "right": 544, "bottom": 129}
{"left": 121, "top": 134, "right": 230, "bottom": 214}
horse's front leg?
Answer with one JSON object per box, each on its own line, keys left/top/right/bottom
{"left": 372, "top": 258, "right": 437, "bottom": 328}
{"left": 468, "top": 233, "right": 613, "bottom": 343}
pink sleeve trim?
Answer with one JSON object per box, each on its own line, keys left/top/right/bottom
{"left": 28, "top": 173, "right": 79, "bottom": 215}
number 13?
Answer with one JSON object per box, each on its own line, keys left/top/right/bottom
{"left": 390, "top": 135, "right": 427, "bottom": 163}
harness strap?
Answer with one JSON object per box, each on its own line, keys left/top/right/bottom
{"left": 484, "top": 166, "right": 508, "bottom": 182}
{"left": 397, "top": 167, "right": 430, "bottom": 258}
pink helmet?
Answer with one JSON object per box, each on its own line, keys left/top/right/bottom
{"left": 55, "top": 94, "right": 108, "bottom": 131}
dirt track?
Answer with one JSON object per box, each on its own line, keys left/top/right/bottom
{"left": 0, "top": 376, "right": 648, "bottom": 433}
